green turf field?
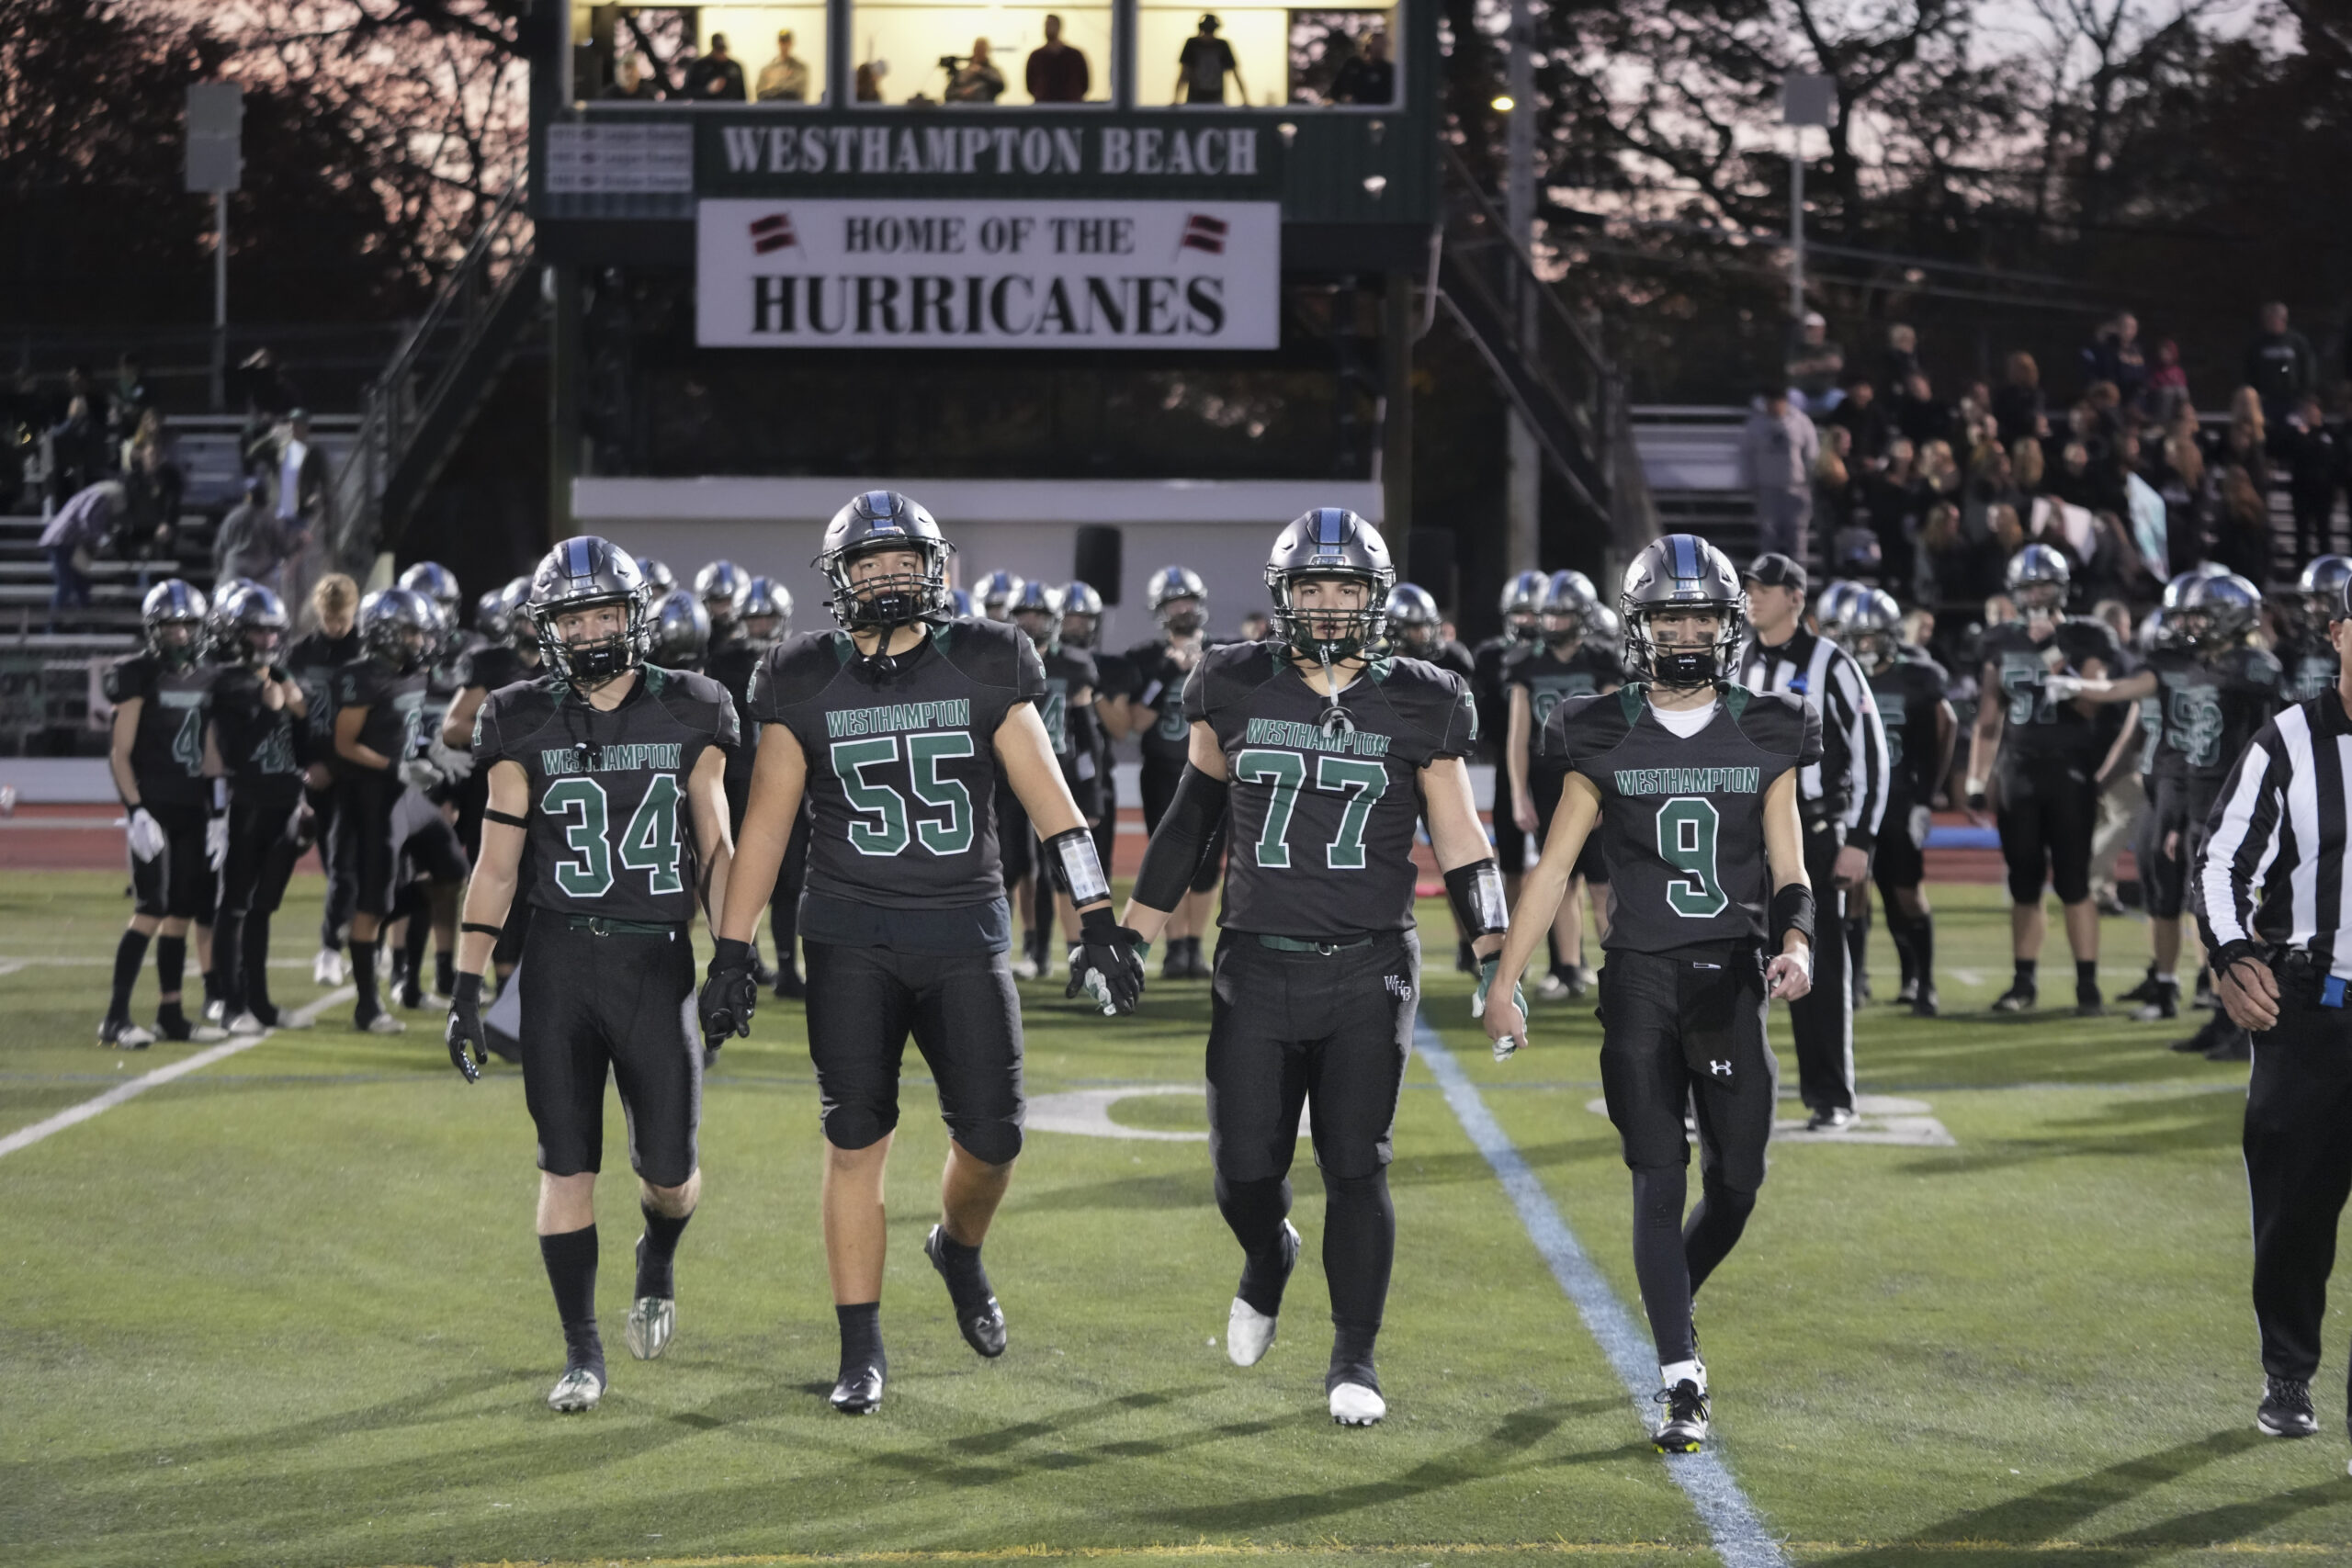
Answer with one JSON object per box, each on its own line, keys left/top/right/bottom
{"left": 4, "top": 869, "right": 2350, "bottom": 1568}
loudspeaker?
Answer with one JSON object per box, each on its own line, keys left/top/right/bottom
{"left": 1074, "top": 525, "right": 1124, "bottom": 604}
{"left": 1406, "top": 527, "right": 1458, "bottom": 615}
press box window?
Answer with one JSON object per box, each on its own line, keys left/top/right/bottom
{"left": 846, "top": 1, "right": 1114, "bottom": 105}
{"left": 574, "top": 4, "right": 830, "bottom": 105}
{"left": 1138, "top": 4, "right": 1396, "bottom": 107}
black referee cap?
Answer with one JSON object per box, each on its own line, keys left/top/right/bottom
{"left": 1743, "top": 553, "right": 1807, "bottom": 593}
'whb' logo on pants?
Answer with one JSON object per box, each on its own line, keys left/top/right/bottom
{"left": 1385, "top": 975, "right": 1414, "bottom": 1002}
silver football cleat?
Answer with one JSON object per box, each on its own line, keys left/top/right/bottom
{"left": 547, "top": 1365, "right": 604, "bottom": 1412}
{"left": 1329, "top": 1382, "right": 1386, "bottom": 1426}
{"left": 624, "top": 1296, "right": 674, "bottom": 1360}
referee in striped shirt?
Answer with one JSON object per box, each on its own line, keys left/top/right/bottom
{"left": 2195, "top": 580, "right": 2352, "bottom": 1448}
{"left": 1736, "top": 554, "right": 1890, "bottom": 1130}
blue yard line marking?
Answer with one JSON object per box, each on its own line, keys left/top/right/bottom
{"left": 1414, "top": 1010, "right": 1790, "bottom": 1568}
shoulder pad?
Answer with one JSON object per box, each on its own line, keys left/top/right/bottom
{"left": 1199, "top": 641, "right": 1281, "bottom": 707}
{"left": 1377, "top": 656, "right": 1478, "bottom": 751}
{"left": 1906, "top": 652, "right": 1950, "bottom": 687}
{"left": 1547, "top": 688, "right": 1633, "bottom": 765}
{"left": 752, "top": 633, "right": 850, "bottom": 716}
{"left": 1733, "top": 686, "right": 1815, "bottom": 756}
{"left": 938, "top": 617, "right": 1031, "bottom": 689}
{"left": 655, "top": 666, "right": 741, "bottom": 747}
{"left": 101, "top": 653, "right": 153, "bottom": 704}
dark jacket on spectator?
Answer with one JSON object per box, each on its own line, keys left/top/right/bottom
{"left": 1991, "top": 383, "right": 2044, "bottom": 446}
{"left": 1894, "top": 389, "right": 1952, "bottom": 448}
{"left": 1830, "top": 395, "right": 1892, "bottom": 464}
{"left": 2245, "top": 328, "right": 2318, "bottom": 412}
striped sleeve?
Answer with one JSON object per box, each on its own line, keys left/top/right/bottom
{"left": 1827, "top": 649, "right": 1891, "bottom": 847}
{"left": 2194, "top": 723, "right": 2290, "bottom": 952}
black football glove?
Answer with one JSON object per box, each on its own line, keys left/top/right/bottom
{"left": 1066, "top": 907, "right": 1146, "bottom": 1017}
{"left": 446, "top": 972, "right": 489, "bottom": 1083}
{"left": 699, "top": 937, "right": 760, "bottom": 1049}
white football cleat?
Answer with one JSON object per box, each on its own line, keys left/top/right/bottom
{"left": 1227, "top": 1297, "right": 1278, "bottom": 1367}
{"left": 625, "top": 1296, "right": 674, "bottom": 1360}
{"left": 202, "top": 998, "right": 226, "bottom": 1026}
{"left": 313, "top": 948, "right": 346, "bottom": 987}
{"left": 1329, "top": 1382, "right": 1386, "bottom": 1426}
{"left": 225, "top": 1010, "right": 268, "bottom": 1036}
{"left": 1010, "top": 954, "right": 1041, "bottom": 980}
{"left": 188, "top": 1024, "right": 229, "bottom": 1043}
{"left": 361, "top": 1011, "right": 407, "bottom": 1035}
{"left": 547, "top": 1365, "right": 604, "bottom": 1412}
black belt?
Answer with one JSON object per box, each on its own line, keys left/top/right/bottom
{"left": 564, "top": 915, "right": 682, "bottom": 939}
{"left": 2269, "top": 948, "right": 2350, "bottom": 1010}
{"left": 1254, "top": 932, "right": 1378, "bottom": 956}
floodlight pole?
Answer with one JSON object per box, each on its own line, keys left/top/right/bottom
{"left": 1788, "top": 139, "right": 1804, "bottom": 321}
{"left": 1502, "top": 0, "right": 1539, "bottom": 577}
{"left": 212, "top": 190, "right": 229, "bottom": 412}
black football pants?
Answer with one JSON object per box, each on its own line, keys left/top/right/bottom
{"left": 1790, "top": 820, "right": 1855, "bottom": 1114}
{"left": 214, "top": 797, "right": 302, "bottom": 1019}
{"left": 519, "top": 917, "right": 702, "bottom": 1188}
{"left": 802, "top": 940, "right": 1026, "bottom": 1166}
{"left": 2245, "top": 992, "right": 2352, "bottom": 1390}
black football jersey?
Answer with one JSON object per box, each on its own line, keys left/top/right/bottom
{"left": 2281, "top": 633, "right": 2339, "bottom": 705}
{"left": 473, "top": 666, "right": 739, "bottom": 924}
{"left": 334, "top": 658, "right": 429, "bottom": 772}
{"left": 1869, "top": 652, "right": 1948, "bottom": 806}
{"left": 1549, "top": 685, "right": 1820, "bottom": 954}
{"left": 2145, "top": 644, "right": 2282, "bottom": 782}
{"left": 1978, "top": 618, "right": 2124, "bottom": 772}
{"left": 704, "top": 637, "right": 763, "bottom": 779}
{"left": 1186, "top": 644, "right": 1476, "bottom": 940}
{"left": 456, "top": 642, "right": 538, "bottom": 702}
{"left": 750, "top": 620, "right": 1046, "bottom": 910}
{"left": 1471, "top": 634, "right": 1534, "bottom": 763}
{"left": 1038, "top": 644, "right": 1098, "bottom": 760}
{"left": 1507, "top": 640, "right": 1626, "bottom": 761}
{"left": 211, "top": 667, "right": 304, "bottom": 808}
{"left": 421, "top": 637, "right": 477, "bottom": 749}
{"left": 285, "top": 627, "right": 359, "bottom": 763}
{"left": 102, "top": 653, "right": 214, "bottom": 807}
{"left": 1126, "top": 639, "right": 1205, "bottom": 768}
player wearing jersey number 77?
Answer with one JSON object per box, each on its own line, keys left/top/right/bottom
{"left": 1480, "top": 533, "right": 1818, "bottom": 1458}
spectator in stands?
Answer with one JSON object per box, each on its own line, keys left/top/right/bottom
{"left": 855, "top": 61, "right": 889, "bottom": 101}
{"left": 2086, "top": 429, "right": 2133, "bottom": 518}
{"left": 107, "top": 354, "right": 157, "bottom": 445}
{"left": 947, "top": 39, "right": 1007, "bottom": 103}
{"left": 2281, "top": 394, "right": 2346, "bottom": 561}
{"left": 1329, "top": 28, "right": 1394, "bottom": 104}
{"left": 1737, "top": 387, "right": 1819, "bottom": 562}
{"left": 234, "top": 347, "right": 300, "bottom": 474}
{"left": 1957, "top": 381, "right": 1996, "bottom": 450}
{"left": 39, "top": 479, "right": 125, "bottom": 622}
{"left": 1174, "top": 15, "right": 1246, "bottom": 106}
{"left": 1814, "top": 431, "right": 1855, "bottom": 536}
{"left": 2211, "top": 464, "right": 2274, "bottom": 583}
{"left": 2140, "top": 338, "right": 2190, "bottom": 426}
{"left": 2216, "top": 397, "right": 2271, "bottom": 492}
{"left": 1964, "top": 440, "right": 2020, "bottom": 536}
{"left": 122, "top": 408, "right": 182, "bottom": 533}
{"left": 1993, "top": 353, "right": 2047, "bottom": 446}
{"left": 1894, "top": 371, "right": 1952, "bottom": 447}
{"left": 1026, "top": 15, "right": 1091, "bottom": 102}
{"left": 757, "top": 30, "right": 811, "bottom": 101}
{"left": 2048, "top": 441, "right": 2096, "bottom": 509}
{"left": 213, "top": 475, "right": 295, "bottom": 591}
{"left": 603, "top": 52, "right": 662, "bottom": 99}
{"left": 1829, "top": 375, "right": 1890, "bottom": 465}
{"left": 684, "top": 33, "right": 748, "bottom": 99}
{"left": 1865, "top": 436, "right": 1919, "bottom": 559}
{"left": 1875, "top": 322, "right": 1919, "bottom": 391}
{"left": 45, "top": 394, "right": 107, "bottom": 509}
{"left": 263, "top": 410, "right": 327, "bottom": 559}
{"left": 1916, "top": 437, "right": 1962, "bottom": 509}
{"left": 2010, "top": 434, "right": 2046, "bottom": 496}
{"left": 119, "top": 440, "right": 179, "bottom": 561}
{"left": 2157, "top": 423, "right": 2208, "bottom": 571}
{"left": 1785, "top": 311, "right": 1844, "bottom": 414}
{"left": 2080, "top": 510, "right": 2154, "bottom": 605}
{"left": 2082, "top": 313, "right": 2148, "bottom": 413}
{"left": 2245, "top": 302, "right": 2317, "bottom": 424}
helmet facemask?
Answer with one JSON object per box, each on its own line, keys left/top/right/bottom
{"left": 1158, "top": 598, "right": 1205, "bottom": 637}
{"left": 2016, "top": 581, "right": 2065, "bottom": 631}
{"left": 1014, "top": 606, "right": 1059, "bottom": 653}
{"left": 1060, "top": 610, "right": 1098, "bottom": 648}
{"left": 826, "top": 539, "right": 952, "bottom": 633}
{"left": 1541, "top": 606, "right": 1584, "bottom": 649}
{"left": 536, "top": 595, "right": 646, "bottom": 687}
{"left": 1627, "top": 601, "right": 1744, "bottom": 690}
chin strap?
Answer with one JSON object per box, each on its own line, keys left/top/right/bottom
{"left": 1315, "top": 645, "right": 1356, "bottom": 738}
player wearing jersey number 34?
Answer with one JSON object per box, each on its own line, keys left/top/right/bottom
{"left": 703, "top": 491, "right": 1138, "bottom": 1419}
{"left": 1480, "top": 534, "right": 1819, "bottom": 1457}
{"left": 443, "top": 537, "right": 741, "bottom": 1416}
{"left": 1118, "top": 509, "right": 1508, "bottom": 1429}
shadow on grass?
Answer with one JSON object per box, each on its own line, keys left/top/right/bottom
{"left": 1889, "top": 1085, "right": 2245, "bottom": 1179}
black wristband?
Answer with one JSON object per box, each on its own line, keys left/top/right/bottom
{"left": 452, "top": 972, "right": 484, "bottom": 1005}
{"left": 1442, "top": 858, "right": 1510, "bottom": 937}
{"left": 2213, "top": 939, "right": 2267, "bottom": 976}
{"left": 1770, "top": 882, "right": 1816, "bottom": 948}
{"left": 709, "top": 936, "right": 754, "bottom": 972}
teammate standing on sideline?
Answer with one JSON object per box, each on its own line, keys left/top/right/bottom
{"left": 702, "top": 491, "right": 1139, "bottom": 1416}
{"left": 1482, "top": 534, "right": 1817, "bottom": 1454}
{"left": 444, "top": 537, "right": 740, "bottom": 1414}
{"left": 2193, "top": 572, "right": 2352, "bottom": 1450}
{"left": 1386, "top": 582, "right": 1481, "bottom": 971}
{"left": 207, "top": 584, "right": 311, "bottom": 1033}
{"left": 1475, "top": 571, "right": 1548, "bottom": 905}
{"left": 1117, "top": 509, "right": 1498, "bottom": 1427}
{"left": 441, "top": 579, "right": 542, "bottom": 991}
{"left": 2283, "top": 557, "right": 2348, "bottom": 704}
{"left": 1965, "top": 546, "right": 2124, "bottom": 1017}
{"left": 1062, "top": 581, "right": 1134, "bottom": 883}
{"left": 1506, "top": 572, "right": 1625, "bottom": 999}
{"left": 706, "top": 575, "right": 806, "bottom": 994}
{"left": 1736, "top": 554, "right": 1887, "bottom": 1129}
{"left": 1009, "top": 581, "right": 1102, "bottom": 977}
{"left": 1823, "top": 587, "right": 1953, "bottom": 1016}
{"left": 287, "top": 573, "right": 362, "bottom": 987}
{"left": 98, "top": 581, "right": 225, "bottom": 1048}
{"left": 1127, "top": 567, "right": 1222, "bottom": 978}
{"left": 331, "top": 587, "right": 442, "bottom": 1033}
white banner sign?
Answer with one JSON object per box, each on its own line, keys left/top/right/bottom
{"left": 695, "top": 198, "right": 1280, "bottom": 350}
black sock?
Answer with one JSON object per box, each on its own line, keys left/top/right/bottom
{"left": 350, "top": 939, "right": 379, "bottom": 1012}
{"left": 2076, "top": 958, "right": 2098, "bottom": 991}
{"left": 770, "top": 890, "right": 798, "bottom": 974}
{"left": 1215, "top": 1172, "right": 1295, "bottom": 1314}
{"left": 1683, "top": 1177, "right": 1758, "bottom": 1298}
{"left": 636, "top": 1203, "right": 692, "bottom": 1300}
{"left": 401, "top": 908, "right": 430, "bottom": 993}
{"left": 538, "top": 1225, "right": 603, "bottom": 1373}
{"left": 154, "top": 934, "right": 187, "bottom": 1008}
{"left": 215, "top": 909, "right": 248, "bottom": 1018}
{"left": 1329, "top": 1318, "right": 1383, "bottom": 1394}
{"left": 1847, "top": 906, "right": 1870, "bottom": 981}
{"left": 1321, "top": 1168, "right": 1394, "bottom": 1384}
{"left": 930, "top": 1226, "right": 994, "bottom": 1309}
{"left": 435, "top": 949, "right": 456, "bottom": 998}
{"left": 245, "top": 913, "right": 276, "bottom": 1021}
{"left": 2013, "top": 958, "right": 2037, "bottom": 989}
{"left": 107, "top": 929, "right": 151, "bottom": 1019}
{"left": 1630, "top": 1166, "right": 1695, "bottom": 1367}
{"left": 836, "top": 1301, "right": 885, "bottom": 1374}
{"left": 1912, "top": 912, "right": 1934, "bottom": 986}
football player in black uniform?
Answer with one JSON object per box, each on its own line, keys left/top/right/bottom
{"left": 443, "top": 537, "right": 739, "bottom": 1413}
{"left": 440, "top": 578, "right": 541, "bottom": 994}
{"left": 1964, "top": 545, "right": 2125, "bottom": 1015}
{"left": 1480, "top": 534, "right": 1818, "bottom": 1455}
{"left": 287, "top": 573, "right": 362, "bottom": 988}
{"left": 1008, "top": 581, "right": 1103, "bottom": 978}
{"left": 2283, "top": 556, "right": 2349, "bottom": 705}
{"left": 1474, "top": 570, "right": 1548, "bottom": 904}
{"left": 648, "top": 588, "right": 711, "bottom": 672}
{"left": 703, "top": 491, "right": 1138, "bottom": 1416}
{"left": 99, "top": 581, "right": 225, "bottom": 1048}
{"left": 1062, "top": 581, "right": 1134, "bottom": 879}
{"left": 1825, "top": 587, "right": 1954, "bottom": 1017}
{"left": 207, "top": 584, "right": 311, "bottom": 1034}
{"left": 1506, "top": 571, "right": 1625, "bottom": 999}
{"left": 1116, "top": 509, "right": 1497, "bottom": 1427}
{"left": 1387, "top": 582, "right": 1482, "bottom": 971}
{"left": 2053, "top": 573, "right": 2282, "bottom": 1056}
{"left": 1127, "top": 566, "right": 1221, "bottom": 978}
{"left": 706, "top": 575, "right": 806, "bottom": 994}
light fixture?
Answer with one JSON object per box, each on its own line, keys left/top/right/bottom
{"left": 1491, "top": 94, "right": 1515, "bottom": 112}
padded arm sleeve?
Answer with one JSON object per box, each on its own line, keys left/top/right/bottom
{"left": 1131, "top": 762, "right": 1230, "bottom": 911}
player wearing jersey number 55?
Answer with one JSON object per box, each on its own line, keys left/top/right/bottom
{"left": 704, "top": 491, "right": 1138, "bottom": 1418}
{"left": 1480, "top": 534, "right": 1819, "bottom": 1457}
{"left": 1118, "top": 510, "right": 1506, "bottom": 1429}
{"left": 443, "top": 537, "right": 741, "bottom": 1416}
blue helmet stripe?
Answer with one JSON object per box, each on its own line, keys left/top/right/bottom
{"left": 567, "top": 537, "right": 590, "bottom": 579}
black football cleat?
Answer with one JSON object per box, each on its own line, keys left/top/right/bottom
{"left": 2173, "top": 1015, "right": 2232, "bottom": 1054}
{"left": 2133, "top": 980, "right": 2180, "bottom": 1022}
{"left": 830, "top": 1359, "right": 886, "bottom": 1416}
{"left": 2205, "top": 1027, "right": 2251, "bottom": 1063}
{"left": 1991, "top": 979, "right": 2037, "bottom": 1014}
{"left": 1894, "top": 976, "right": 1919, "bottom": 1007}
{"left": 772, "top": 965, "right": 806, "bottom": 1000}
{"left": 2257, "top": 1375, "right": 2318, "bottom": 1438}
{"left": 925, "top": 1224, "right": 1007, "bottom": 1358}
{"left": 1653, "top": 1379, "right": 1711, "bottom": 1453}
{"left": 1909, "top": 986, "right": 1940, "bottom": 1019}
{"left": 1805, "top": 1105, "right": 1857, "bottom": 1133}
{"left": 2075, "top": 978, "right": 2104, "bottom": 1017}
{"left": 2192, "top": 966, "right": 2215, "bottom": 1010}
{"left": 2119, "top": 966, "right": 2162, "bottom": 1007}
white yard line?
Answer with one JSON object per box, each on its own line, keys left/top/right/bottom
{"left": 0, "top": 986, "right": 355, "bottom": 1161}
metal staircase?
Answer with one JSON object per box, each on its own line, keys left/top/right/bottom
{"left": 1433, "top": 149, "right": 1656, "bottom": 550}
